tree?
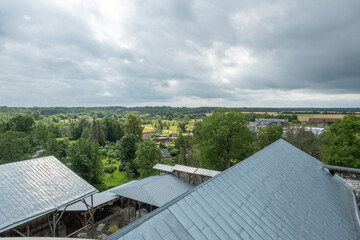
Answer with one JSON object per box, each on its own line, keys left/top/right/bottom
{"left": 175, "top": 132, "right": 197, "bottom": 166}
{"left": 194, "top": 109, "right": 256, "bottom": 171}
{"left": 119, "top": 134, "right": 138, "bottom": 179}
{"left": 68, "top": 139, "right": 103, "bottom": 184}
{"left": 284, "top": 127, "right": 323, "bottom": 159}
{"left": 31, "top": 110, "right": 41, "bottom": 120}
{"left": 102, "top": 117, "right": 124, "bottom": 142}
{"left": 322, "top": 115, "right": 360, "bottom": 168}
{"left": 124, "top": 114, "right": 143, "bottom": 140}
{"left": 69, "top": 116, "right": 92, "bottom": 140}
{"left": 258, "top": 124, "right": 283, "bottom": 148}
{"left": 135, "top": 140, "right": 162, "bottom": 177}
{"left": 10, "top": 114, "right": 35, "bottom": 132}
{"left": 157, "top": 119, "right": 163, "bottom": 133}
{"left": 46, "top": 134, "right": 69, "bottom": 161}
{"left": 0, "top": 131, "right": 30, "bottom": 164}
{"left": 119, "top": 134, "right": 137, "bottom": 162}
{"left": 90, "top": 119, "right": 105, "bottom": 146}
{"left": 33, "top": 122, "right": 49, "bottom": 147}
{"left": 177, "top": 121, "right": 188, "bottom": 133}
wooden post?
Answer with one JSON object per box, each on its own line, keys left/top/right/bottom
{"left": 26, "top": 225, "right": 30, "bottom": 237}
{"left": 53, "top": 212, "right": 56, "bottom": 237}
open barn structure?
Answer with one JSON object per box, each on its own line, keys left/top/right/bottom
{"left": 0, "top": 156, "right": 97, "bottom": 238}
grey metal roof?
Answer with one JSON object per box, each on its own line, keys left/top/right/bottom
{"left": 0, "top": 156, "right": 97, "bottom": 233}
{"left": 194, "top": 168, "right": 221, "bottom": 177}
{"left": 110, "top": 174, "right": 194, "bottom": 207}
{"left": 153, "top": 163, "right": 173, "bottom": 172}
{"left": 62, "top": 181, "right": 138, "bottom": 212}
{"left": 107, "top": 139, "right": 360, "bottom": 240}
{"left": 160, "top": 149, "right": 171, "bottom": 158}
{"left": 173, "top": 164, "right": 197, "bottom": 174}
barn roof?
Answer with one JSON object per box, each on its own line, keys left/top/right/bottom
{"left": 173, "top": 164, "right": 197, "bottom": 174}
{"left": 107, "top": 139, "right": 360, "bottom": 240}
{"left": 110, "top": 174, "right": 194, "bottom": 207}
{"left": 0, "top": 156, "right": 97, "bottom": 233}
{"left": 62, "top": 181, "right": 138, "bottom": 212}
{"left": 153, "top": 163, "right": 173, "bottom": 172}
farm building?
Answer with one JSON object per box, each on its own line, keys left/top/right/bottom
{"left": 248, "top": 118, "right": 288, "bottom": 131}
{"left": 0, "top": 156, "right": 97, "bottom": 238}
{"left": 107, "top": 139, "right": 360, "bottom": 240}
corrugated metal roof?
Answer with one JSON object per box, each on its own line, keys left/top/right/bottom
{"left": 62, "top": 181, "right": 138, "bottom": 212}
{"left": 0, "top": 156, "right": 97, "bottom": 233}
{"left": 194, "top": 168, "right": 221, "bottom": 177}
{"left": 110, "top": 174, "right": 194, "bottom": 207}
{"left": 107, "top": 139, "right": 360, "bottom": 240}
{"left": 153, "top": 164, "right": 173, "bottom": 172}
{"left": 173, "top": 164, "right": 197, "bottom": 174}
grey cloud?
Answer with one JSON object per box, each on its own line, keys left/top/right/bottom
{"left": 0, "top": 0, "right": 359, "bottom": 107}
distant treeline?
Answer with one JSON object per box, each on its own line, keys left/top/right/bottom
{"left": 0, "top": 106, "right": 359, "bottom": 117}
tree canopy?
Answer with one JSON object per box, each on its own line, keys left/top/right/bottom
{"left": 194, "top": 109, "right": 256, "bottom": 171}
{"left": 124, "top": 114, "right": 143, "bottom": 140}
{"left": 135, "top": 140, "right": 162, "bottom": 177}
{"left": 322, "top": 115, "right": 360, "bottom": 168}
{"left": 258, "top": 124, "right": 283, "bottom": 148}
{"left": 69, "top": 138, "right": 103, "bottom": 184}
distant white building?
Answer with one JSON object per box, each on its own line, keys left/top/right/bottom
{"left": 305, "top": 127, "right": 325, "bottom": 135}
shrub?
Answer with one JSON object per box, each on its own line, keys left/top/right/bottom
{"left": 104, "top": 165, "right": 117, "bottom": 174}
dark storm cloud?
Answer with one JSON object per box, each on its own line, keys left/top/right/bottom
{"left": 0, "top": 0, "right": 359, "bottom": 107}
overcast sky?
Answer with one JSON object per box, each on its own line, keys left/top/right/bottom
{"left": 0, "top": 0, "right": 359, "bottom": 107}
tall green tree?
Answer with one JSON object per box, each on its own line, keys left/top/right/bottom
{"left": 135, "top": 140, "right": 162, "bottom": 177}
{"left": 0, "top": 131, "right": 30, "bottom": 164}
{"left": 194, "top": 109, "right": 256, "bottom": 170}
{"left": 124, "top": 114, "right": 143, "bottom": 140}
{"left": 102, "top": 117, "right": 124, "bottom": 142}
{"left": 322, "top": 115, "right": 360, "bottom": 168}
{"left": 175, "top": 132, "right": 198, "bottom": 166}
{"left": 119, "top": 134, "right": 137, "bottom": 162}
{"left": 258, "top": 124, "right": 283, "bottom": 148}
{"left": 68, "top": 139, "right": 103, "bottom": 184}
{"left": 90, "top": 119, "right": 105, "bottom": 146}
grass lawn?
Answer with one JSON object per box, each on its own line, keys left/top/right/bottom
{"left": 96, "top": 155, "right": 139, "bottom": 192}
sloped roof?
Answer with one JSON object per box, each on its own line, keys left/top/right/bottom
{"left": 173, "top": 164, "right": 197, "bottom": 174}
{"left": 107, "top": 139, "right": 360, "bottom": 240}
{"left": 110, "top": 174, "right": 194, "bottom": 207}
{"left": 62, "top": 181, "right": 138, "bottom": 212}
{"left": 0, "top": 156, "right": 97, "bottom": 233}
{"left": 153, "top": 163, "right": 173, "bottom": 172}
{"left": 194, "top": 168, "right": 221, "bottom": 177}
{"left": 160, "top": 149, "right": 171, "bottom": 158}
